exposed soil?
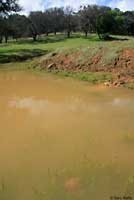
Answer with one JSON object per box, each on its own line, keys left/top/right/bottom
{"left": 64, "top": 177, "right": 81, "bottom": 193}
{"left": 38, "top": 48, "right": 134, "bottom": 87}
{"left": 113, "top": 49, "right": 134, "bottom": 78}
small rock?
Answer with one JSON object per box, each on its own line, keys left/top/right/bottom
{"left": 47, "top": 63, "right": 56, "bottom": 70}
{"left": 104, "top": 82, "right": 111, "bottom": 87}
{"left": 60, "top": 60, "right": 64, "bottom": 64}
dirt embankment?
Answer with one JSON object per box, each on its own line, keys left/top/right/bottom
{"left": 113, "top": 49, "right": 134, "bottom": 79}
{"left": 38, "top": 48, "right": 134, "bottom": 87}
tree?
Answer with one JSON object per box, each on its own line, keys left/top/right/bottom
{"left": 64, "top": 7, "right": 77, "bottom": 38}
{"left": 42, "top": 10, "right": 52, "bottom": 36}
{"left": 79, "top": 5, "right": 111, "bottom": 37}
{"left": 46, "top": 7, "right": 64, "bottom": 35}
{"left": 0, "top": 16, "right": 14, "bottom": 43}
{"left": 0, "top": 0, "right": 21, "bottom": 14}
{"left": 79, "top": 6, "right": 91, "bottom": 37}
{"left": 8, "top": 14, "right": 30, "bottom": 40}
{"left": 0, "top": 0, "right": 21, "bottom": 43}
{"left": 96, "top": 11, "right": 116, "bottom": 40}
{"left": 2, "top": 17, "right": 15, "bottom": 43}
{"left": 114, "top": 15, "right": 126, "bottom": 35}
{"left": 28, "top": 11, "right": 44, "bottom": 41}
{"left": 0, "top": 16, "right": 4, "bottom": 42}
{"left": 123, "top": 11, "right": 134, "bottom": 36}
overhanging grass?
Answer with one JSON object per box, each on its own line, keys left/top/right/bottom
{"left": 124, "top": 83, "right": 134, "bottom": 90}
{"left": 50, "top": 70, "right": 113, "bottom": 84}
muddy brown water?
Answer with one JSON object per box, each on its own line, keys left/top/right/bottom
{"left": 0, "top": 71, "right": 134, "bottom": 200}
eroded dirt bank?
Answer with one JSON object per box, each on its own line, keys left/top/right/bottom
{"left": 37, "top": 48, "right": 134, "bottom": 88}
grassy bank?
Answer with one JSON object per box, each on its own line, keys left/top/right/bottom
{"left": 0, "top": 34, "right": 134, "bottom": 88}
{"left": 47, "top": 70, "right": 113, "bottom": 84}
{"left": 0, "top": 34, "right": 133, "bottom": 64}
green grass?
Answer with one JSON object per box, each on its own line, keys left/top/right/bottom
{"left": 0, "top": 34, "right": 134, "bottom": 64}
{"left": 125, "top": 83, "right": 134, "bottom": 90}
{"left": 50, "top": 70, "right": 113, "bottom": 84}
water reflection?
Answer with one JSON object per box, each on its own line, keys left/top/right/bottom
{"left": 111, "top": 98, "right": 134, "bottom": 106}
{"left": 9, "top": 97, "right": 50, "bottom": 115}
{"left": 0, "top": 71, "right": 134, "bottom": 200}
{"left": 9, "top": 96, "right": 99, "bottom": 115}
{"left": 9, "top": 96, "right": 134, "bottom": 116}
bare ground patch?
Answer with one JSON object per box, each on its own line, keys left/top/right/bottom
{"left": 37, "top": 47, "right": 134, "bottom": 87}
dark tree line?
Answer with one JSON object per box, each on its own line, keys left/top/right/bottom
{"left": 0, "top": 0, "right": 20, "bottom": 13}
{"left": 0, "top": 2, "right": 134, "bottom": 43}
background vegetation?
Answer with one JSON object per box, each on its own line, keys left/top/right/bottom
{"left": 0, "top": 1, "right": 134, "bottom": 43}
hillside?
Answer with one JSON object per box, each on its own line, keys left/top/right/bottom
{"left": 36, "top": 35, "right": 134, "bottom": 88}
{"left": 0, "top": 34, "right": 134, "bottom": 88}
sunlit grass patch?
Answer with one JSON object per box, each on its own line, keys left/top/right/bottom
{"left": 125, "top": 84, "right": 134, "bottom": 90}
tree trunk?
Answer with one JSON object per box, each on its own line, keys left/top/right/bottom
{"left": 5, "top": 35, "right": 8, "bottom": 43}
{"left": 67, "top": 31, "right": 70, "bottom": 38}
{"left": 98, "top": 34, "right": 102, "bottom": 39}
{"left": 85, "top": 31, "right": 88, "bottom": 37}
{"left": 97, "top": 31, "right": 102, "bottom": 40}
{"left": 0, "top": 35, "right": 2, "bottom": 43}
{"left": 33, "top": 35, "right": 37, "bottom": 42}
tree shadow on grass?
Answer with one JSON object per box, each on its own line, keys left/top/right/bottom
{"left": 9, "top": 33, "right": 97, "bottom": 45}
{"left": 15, "top": 34, "right": 68, "bottom": 45}
{"left": 84, "top": 34, "right": 129, "bottom": 42}
{"left": 105, "top": 36, "right": 129, "bottom": 41}
{"left": 0, "top": 49, "right": 49, "bottom": 63}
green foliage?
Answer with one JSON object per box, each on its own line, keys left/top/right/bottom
{"left": 125, "top": 83, "right": 134, "bottom": 90}
{"left": 0, "top": 4, "right": 134, "bottom": 43}
{"left": 51, "top": 71, "right": 112, "bottom": 84}
{"left": 0, "top": 0, "right": 21, "bottom": 14}
{"left": 124, "top": 11, "right": 134, "bottom": 36}
{"left": 96, "top": 11, "right": 116, "bottom": 40}
{"left": 115, "top": 15, "right": 126, "bottom": 34}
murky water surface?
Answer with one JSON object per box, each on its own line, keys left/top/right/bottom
{"left": 0, "top": 71, "right": 134, "bottom": 200}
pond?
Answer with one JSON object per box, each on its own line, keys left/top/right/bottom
{"left": 0, "top": 71, "right": 134, "bottom": 200}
